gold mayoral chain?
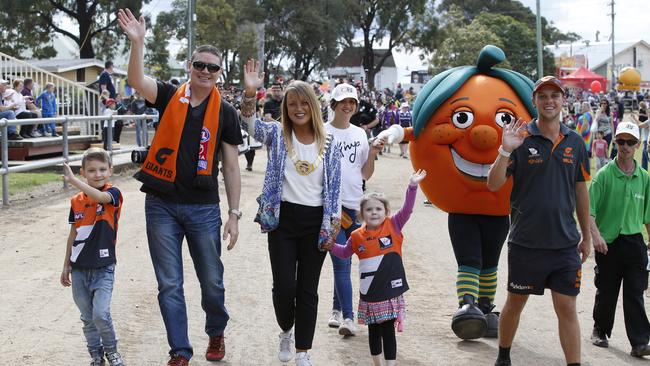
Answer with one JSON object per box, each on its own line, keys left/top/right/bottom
{"left": 288, "top": 135, "right": 332, "bottom": 176}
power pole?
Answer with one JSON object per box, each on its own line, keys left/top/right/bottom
{"left": 610, "top": 1, "right": 615, "bottom": 93}
{"left": 187, "top": 0, "right": 195, "bottom": 79}
{"left": 536, "top": 0, "right": 543, "bottom": 78}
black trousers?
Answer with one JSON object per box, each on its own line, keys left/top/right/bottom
{"left": 448, "top": 213, "right": 510, "bottom": 270}
{"left": 245, "top": 149, "right": 255, "bottom": 167}
{"left": 368, "top": 319, "right": 397, "bottom": 359}
{"left": 268, "top": 201, "right": 326, "bottom": 350}
{"left": 17, "top": 111, "right": 37, "bottom": 136}
{"left": 593, "top": 233, "right": 650, "bottom": 346}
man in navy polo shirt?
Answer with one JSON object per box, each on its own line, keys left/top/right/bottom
{"left": 487, "top": 76, "right": 592, "bottom": 366}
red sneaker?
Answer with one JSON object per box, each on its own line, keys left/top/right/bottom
{"left": 167, "top": 355, "right": 189, "bottom": 366}
{"left": 206, "top": 335, "right": 225, "bottom": 361}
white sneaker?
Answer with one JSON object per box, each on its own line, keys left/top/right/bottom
{"left": 328, "top": 310, "right": 342, "bottom": 328}
{"left": 295, "top": 352, "right": 313, "bottom": 366}
{"left": 338, "top": 318, "right": 356, "bottom": 336}
{"left": 278, "top": 329, "right": 295, "bottom": 362}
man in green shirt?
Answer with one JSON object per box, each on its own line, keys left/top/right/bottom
{"left": 589, "top": 121, "right": 650, "bottom": 358}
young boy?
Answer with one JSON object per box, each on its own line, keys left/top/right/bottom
{"left": 592, "top": 130, "right": 609, "bottom": 170}
{"left": 36, "top": 82, "right": 58, "bottom": 137}
{"left": 60, "top": 148, "right": 125, "bottom": 366}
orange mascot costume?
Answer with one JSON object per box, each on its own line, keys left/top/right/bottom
{"left": 381, "top": 45, "right": 536, "bottom": 339}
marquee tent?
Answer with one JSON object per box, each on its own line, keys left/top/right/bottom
{"left": 560, "top": 67, "right": 608, "bottom": 91}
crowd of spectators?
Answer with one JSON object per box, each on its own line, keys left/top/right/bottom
{"left": 562, "top": 88, "right": 649, "bottom": 171}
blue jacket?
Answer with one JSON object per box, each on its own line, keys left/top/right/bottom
{"left": 36, "top": 91, "right": 57, "bottom": 117}
{"left": 242, "top": 115, "right": 341, "bottom": 250}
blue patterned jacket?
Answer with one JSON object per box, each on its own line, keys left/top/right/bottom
{"left": 242, "top": 115, "right": 341, "bottom": 250}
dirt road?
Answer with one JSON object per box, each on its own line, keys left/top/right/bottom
{"left": 0, "top": 151, "right": 647, "bottom": 365}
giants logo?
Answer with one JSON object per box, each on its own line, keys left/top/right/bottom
{"left": 155, "top": 148, "right": 175, "bottom": 165}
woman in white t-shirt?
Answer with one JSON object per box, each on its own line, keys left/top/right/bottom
{"left": 241, "top": 60, "right": 342, "bottom": 366}
{"left": 324, "top": 83, "right": 385, "bottom": 337}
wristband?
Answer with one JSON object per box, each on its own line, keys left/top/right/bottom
{"left": 498, "top": 146, "right": 512, "bottom": 158}
{"left": 240, "top": 96, "right": 256, "bottom": 118}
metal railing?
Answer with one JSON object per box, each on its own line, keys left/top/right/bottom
{"left": 1, "top": 115, "right": 156, "bottom": 206}
{"left": 0, "top": 52, "right": 102, "bottom": 121}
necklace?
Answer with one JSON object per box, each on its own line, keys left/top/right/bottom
{"left": 288, "top": 134, "right": 332, "bottom": 176}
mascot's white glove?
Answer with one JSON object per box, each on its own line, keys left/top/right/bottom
{"left": 376, "top": 124, "right": 405, "bottom": 144}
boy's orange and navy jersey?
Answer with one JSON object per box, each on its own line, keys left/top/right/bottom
{"left": 68, "top": 184, "right": 122, "bottom": 269}
{"left": 350, "top": 219, "right": 409, "bottom": 302}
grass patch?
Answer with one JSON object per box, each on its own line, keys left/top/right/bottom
{"left": 7, "top": 172, "right": 61, "bottom": 193}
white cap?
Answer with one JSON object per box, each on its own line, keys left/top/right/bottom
{"left": 401, "top": 102, "right": 409, "bottom": 108}
{"left": 331, "top": 83, "right": 358, "bottom": 102}
{"left": 615, "top": 121, "right": 640, "bottom": 140}
{"left": 0, "top": 79, "right": 8, "bottom": 84}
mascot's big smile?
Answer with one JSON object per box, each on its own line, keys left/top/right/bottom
{"left": 450, "top": 147, "right": 490, "bottom": 180}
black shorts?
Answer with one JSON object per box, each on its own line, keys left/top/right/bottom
{"left": 507, "top": 243, "right": 582, "bottom": 296}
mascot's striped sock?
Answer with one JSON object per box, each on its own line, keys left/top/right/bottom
{"left": 457, "top": 266, "right": 480, "bottom": 304}
{"left": 479, "top": 268, "right": 498, "bottom": 306}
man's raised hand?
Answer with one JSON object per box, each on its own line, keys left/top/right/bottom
{"left": 501, "top": 118, "right": 528, "bottom": 153}
{"left": 117, "top": 8, "right": 146, "bottom": 44}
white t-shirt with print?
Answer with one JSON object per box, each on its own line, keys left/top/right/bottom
{"left": 325, "top": 122, "right": 369, "bottom": 210}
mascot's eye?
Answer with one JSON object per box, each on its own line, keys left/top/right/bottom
{"left": 451, "top": 111, "right": 474, "bottom": 129}
{"left": 495, "top": 112, "right": 515, "bottom": 127}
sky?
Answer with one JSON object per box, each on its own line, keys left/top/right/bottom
{"left": 137, "top": 0, "right": 650, "bottom": 83}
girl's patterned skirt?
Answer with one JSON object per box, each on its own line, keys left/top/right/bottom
{"left": 357, "top": 294, "right": 406, "bottom": 327}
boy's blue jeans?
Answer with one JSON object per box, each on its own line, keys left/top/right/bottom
{"left": 71, "top": 264, "right": 118, "bottom": 357}
{"left": 329, "top": 207, "right": 360, "bottom": 320}
{"left": 145, "top": 195, "right": 229, "bottom": 360}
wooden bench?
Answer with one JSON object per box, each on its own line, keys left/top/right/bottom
{"left": 3, "top": 135, "right": 100, "bottom": 160}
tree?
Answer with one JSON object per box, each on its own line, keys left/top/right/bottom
{"left": 259, "top": 0, "right": 353, "bottom": 81}
{"left": 145, "top": 18, "right": 172, "bottom": 80}
{"left": 437, "top": 0, "right": 581, "bottom": 45}
{"left": 429, "top": 1, "right": 562, "bottom": 78}
{"left": 0, "top": 2, "right": 55, "bottom": 58}
{"left": 2, "top": 0, "right": 150, "bottom": 59}
{"left": 431, "top": 17, "right": 506, "bottom": 74}
{"left": 353, "top": 0, "right": 427, "bottom": 90}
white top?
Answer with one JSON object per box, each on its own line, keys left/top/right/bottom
{"left": 325, "top": 122, "right": 369, "bottom": 210}
{"left": 103, "top": 108, "right": 117, "bottom": 128}
{"left": 2, "top": 89, "right": 26, "bottom": 114}
{"left": 281, "top": 132, "right": 324, "bottom": 207}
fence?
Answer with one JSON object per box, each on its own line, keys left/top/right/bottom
{"left": 0, "top": 115, "right": 156, "bottom": 207}
{"left": 0, "top": 52, "right": 102, "bottom": 120}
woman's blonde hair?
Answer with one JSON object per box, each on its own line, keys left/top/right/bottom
{"left": 640, "top": 101, "right": 647, "bottom": 110}
{"left": 280, "top": 80, "right": 326, "bottom": 153}
{"left": 359, "top": 192, "right": 390, "bottom": 221}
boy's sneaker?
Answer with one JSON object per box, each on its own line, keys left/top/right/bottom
{"left": 167, "top": 354, "right": 189, "bottom": 366}
{"left": 89, "top": 357, "right": 105, "bottom": 366}
{"left": 105, "top": 351, "right": 124, "bottom": 366}
{"left": 278, "top": 328, "right": 295, "bottom": 362}
{"left": 338, "top": 318, "right": 356, "bottom": 336}
{"left": 295, "top": 352, "right": 313, "bottom": 366}
{"left": 328, "top": 310, "right": 342, "bottom": 328}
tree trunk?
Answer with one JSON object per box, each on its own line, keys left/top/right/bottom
{"left": 77, "top": 0, "right": 95, "bottom": 58}
{"left": 363, "top": 42, "right": 375, "bottom": 90}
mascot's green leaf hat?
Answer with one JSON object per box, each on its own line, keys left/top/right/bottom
{"left": 411, "top": 45, "right": 537, "bottom": 137}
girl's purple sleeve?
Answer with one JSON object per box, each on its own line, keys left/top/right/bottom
{"left": 331, "top": 237, "right": 354, "bottom": 259}
{"left": 391, "top": 184, "right": 418, "bottom": 233}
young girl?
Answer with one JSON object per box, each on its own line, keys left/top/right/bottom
{"left": 241, "top": 59, "right": 341, "bottom": 366}
{"left": 326, "top": 169, "right": 427, "bottom": 366}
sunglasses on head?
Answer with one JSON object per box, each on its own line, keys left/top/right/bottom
{"left": 192, "top": 60, "right": 221, "bottom": 73}
{"left": 615, "top": 138, "right": 638, "bottom": 146}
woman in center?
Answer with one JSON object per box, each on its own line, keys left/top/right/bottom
{"left": 240, "top": 59, "right": 342, "bottom": 366}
